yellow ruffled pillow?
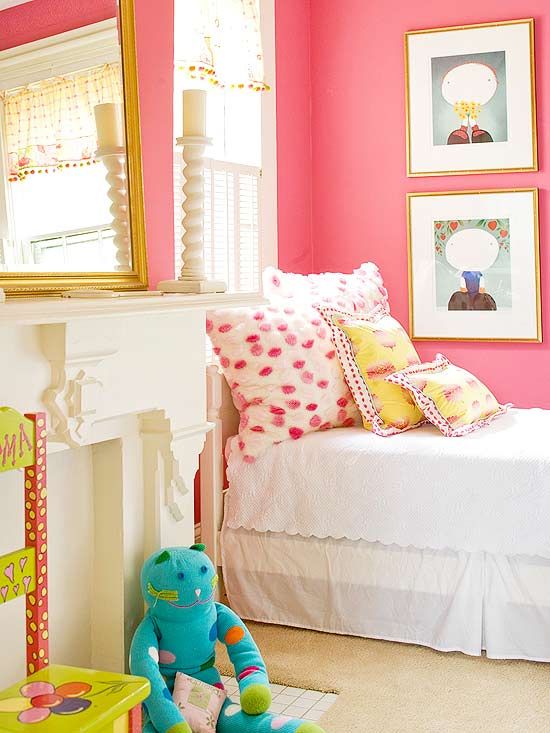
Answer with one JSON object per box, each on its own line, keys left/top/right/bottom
{"left": 321, "top": 307, "right": 425, "bottom": 435}
{"left": 386, "top": 354, "right": 510, "bottom": 436}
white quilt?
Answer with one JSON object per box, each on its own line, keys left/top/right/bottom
{"left": 225, "top": 408, "right": 550, "bottom": 558}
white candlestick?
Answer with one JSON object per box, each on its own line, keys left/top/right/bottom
{"left": 94, "top": 103, "right": 124, "bottom": 148}
{"left": 183, "top": 90, "right": 207, "bottom": 137}
{"left": 96, "top": 146, "right": 131, "bottom": 272}
{"left": 157, "top": 135, "right": 226, "bottom": 294}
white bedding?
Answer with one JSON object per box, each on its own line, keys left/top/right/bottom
{"left": 225, "top": 408, "right": 550, "bottom": 558}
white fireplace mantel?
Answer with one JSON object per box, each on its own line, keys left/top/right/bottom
{"left": 0, "top": 292, "right": 261, "bottom": 680}
{"left": 0, "top": 291, "right": 261, "bottom": 325}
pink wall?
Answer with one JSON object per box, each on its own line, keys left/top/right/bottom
{"left": 274, "top": 0, "right": 313, "bottom": 273}
{"left": 0, "top": 0, "right": 115, "bottom": 51}
{"left": 309, "top": 0, "right": 549, "bottom": 408}
{"left": 134, "top": 0, "right": 174, "bottom": 288}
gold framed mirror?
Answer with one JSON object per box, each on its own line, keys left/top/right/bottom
{"left": 0, "top": 0, "right": 147, "bottom": 297}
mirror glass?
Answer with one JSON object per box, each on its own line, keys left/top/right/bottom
{"left": 0, "top": 0, "right": 132, "bottom": 275}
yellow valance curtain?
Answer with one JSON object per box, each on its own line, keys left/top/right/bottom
{"left": 3, "top": 63, "right": 123, "bottom": 182}
{"left": 175, "top": 0, "right": 270, "bottom": 92}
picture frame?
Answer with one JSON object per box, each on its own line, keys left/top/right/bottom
{"left": 407, "top": 188, "right": 541, "bottom": 342}
{"left": 405, "top": 19, "right": 537, "bottom": 177}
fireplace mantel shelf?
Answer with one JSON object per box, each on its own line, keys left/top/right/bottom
{"left": 0, "top": 291, "right": 265, "bottom": 325}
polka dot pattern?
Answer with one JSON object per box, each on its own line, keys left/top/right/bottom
{"left": 225, "top": 625, "right": 245, "bottom": 645}
{"left": 262, "top": 262, "right": 390, "bottom": 314}
{"left": 320, "top": 306, "right": 426, "bottom": 436}
{"left": 159, "top": 649, "right": 176, "bottom": 664}
{"left": 208, "top": 304, "right": 361, "bottom": 462}
{"left": 271, "top": 716, "right": 292, "bottom": 730}
{"left": 24, "top": 414, "right": 49, "bottom": 676}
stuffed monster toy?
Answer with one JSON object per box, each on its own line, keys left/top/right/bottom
{"left": 130, "top": 545, "right": 326, "bottom": 733}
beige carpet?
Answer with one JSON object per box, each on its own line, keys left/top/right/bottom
{"left": 217, "top": 622, "right": 550, "bottom": 733}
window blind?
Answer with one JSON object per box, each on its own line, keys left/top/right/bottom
{"left": 174, "top": 157, "right": 261, "bottom": 293}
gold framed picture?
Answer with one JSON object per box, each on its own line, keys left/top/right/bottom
{"left": 405, "top": 19, "right": 537, "bottom": 177}
{"left": 407, "top": 188, "right": 541, "bottom": 342}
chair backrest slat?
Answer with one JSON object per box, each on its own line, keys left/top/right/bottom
{"left": 0, "top": 547, "right": 36, "bottom": 605}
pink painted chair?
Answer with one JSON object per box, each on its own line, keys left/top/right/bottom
{"left": 0, "top": 407, "right": 149, "bottom": 732}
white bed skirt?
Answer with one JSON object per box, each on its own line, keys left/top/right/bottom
{"left": 221, "top": 527, "right": 550, "bottom": 662}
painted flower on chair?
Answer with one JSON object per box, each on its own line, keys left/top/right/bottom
{"left": 0, "top": 681, "right": 92, "bottom": 724}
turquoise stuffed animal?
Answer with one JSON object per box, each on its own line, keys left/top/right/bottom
{"left": 130, "top": 545, "right": 326, "bottom": 733}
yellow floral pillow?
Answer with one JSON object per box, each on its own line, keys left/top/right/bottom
{"left": 386, "top": 353, "right": 510, "bottom": 436}
{"left": 320, "top": 307, "right": 425, "bottom": 435}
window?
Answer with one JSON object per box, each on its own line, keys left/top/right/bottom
{"left": 173, "top": 0, "right": 277, "bottom": 294}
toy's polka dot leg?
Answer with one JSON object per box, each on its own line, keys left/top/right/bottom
{"left": 216, "top": 699, "right": 326, "bottom": 733}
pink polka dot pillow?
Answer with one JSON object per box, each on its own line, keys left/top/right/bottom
{"left": 207, "top": 304, "right": 361, "bottom": 462}
{"left": 263, "top": 262, "right": 390, "bottom": 314}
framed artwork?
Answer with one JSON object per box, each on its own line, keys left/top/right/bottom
{"left": 405, "top": 19, "right": 537, "bottom": 176}
{"left": 407, "top": 188, "right": 541, "bottom": 342}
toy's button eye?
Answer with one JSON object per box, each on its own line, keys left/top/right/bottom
{"left": 200, "top": 566, "right": 208, "bottom": 574}
{"left": 177, "top": 572, "right": 185, "bottom": 580}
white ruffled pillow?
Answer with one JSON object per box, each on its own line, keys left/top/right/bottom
{"left": 262, "top": 262, "right": 390, "bottom": 314}
{"left": 207, "top": 303, "right": 361, "bottom": 463}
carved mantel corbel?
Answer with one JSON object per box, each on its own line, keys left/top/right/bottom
{"left": 140, "top": 410, "right": 212, "bottom": 554}
{"left": 39, "top": 321, "right": 120, "bottom": 447}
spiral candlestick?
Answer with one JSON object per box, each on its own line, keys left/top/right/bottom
{"left": 96, "top": 145, "right": 131, "bottom": 272}
{"left": 158, "top": 136, "right": 226, "bottom": 294}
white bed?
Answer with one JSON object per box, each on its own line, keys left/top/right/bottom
{"left": 201, "top": 366, "right": 550, "bottom": 662}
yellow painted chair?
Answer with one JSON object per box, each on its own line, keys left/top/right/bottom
{"left": 0, "top": 408, "right": 150, "bottom": 732}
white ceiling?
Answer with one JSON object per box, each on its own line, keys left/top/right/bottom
{"left": 0, "top": 0, "right": 34, "bottom": 9}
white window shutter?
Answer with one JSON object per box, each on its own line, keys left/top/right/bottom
{"left": 174, "top": 157, "right": 261, "bottom": 293}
